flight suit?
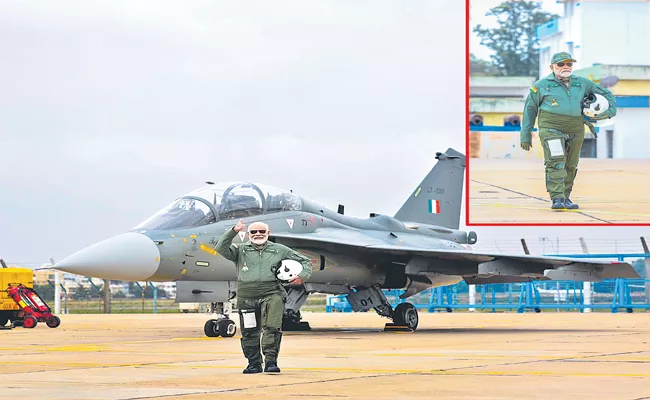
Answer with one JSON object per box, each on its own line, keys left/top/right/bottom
{"left": 521, "top": 73, "right": 616, "bottom": 200}
{"left": 215, "top": 227, "right": 312, "bottom": 367}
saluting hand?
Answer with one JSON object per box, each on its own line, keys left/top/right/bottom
{"left": 233, "top": 219, "right": 246, "bottom": 232}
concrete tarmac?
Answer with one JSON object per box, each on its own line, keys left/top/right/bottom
{"left": 469, "top": 158, "right": 650, "bottom": 224}
{"left": 1, "top": 312, "right": 649, "bottom": 399}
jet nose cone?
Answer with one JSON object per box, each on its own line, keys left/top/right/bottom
{"left": 55, "top": 232, "right": 161, "bottom": 280}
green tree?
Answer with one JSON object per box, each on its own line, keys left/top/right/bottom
{"left": 144, "top": 285, "right": 167, "bottom": 299}
{"left": 473, "top": 1, "right": 559, "bottom": 77}
{"left": 470, "top": 53, "right": 501, "bottom": 76}
{"left": 127, "top": 282, "right": 166, "bottom": 299}
{"left": 73, "top": 283, "right": 91, "bottom": 300}
{"left": 33, "top": 284, "right": 54, "bottom": 302}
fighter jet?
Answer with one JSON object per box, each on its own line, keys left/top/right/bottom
{"left": 54, "top": 148, "right": 639, "bottom": 336}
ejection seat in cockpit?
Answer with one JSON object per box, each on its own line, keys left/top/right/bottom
{"left": 219, "top": 195, "right": 263, "bottom": 219}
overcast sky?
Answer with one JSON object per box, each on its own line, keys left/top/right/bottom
{"left": 0, "top": 0, "right": 467, "bottom": 264}
{"left": 0, "top": 1, "right": 647, "bottom": 266}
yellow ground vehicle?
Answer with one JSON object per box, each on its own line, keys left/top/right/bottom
{"left": 1, "top": 263, "right": 34, "bottom": 327}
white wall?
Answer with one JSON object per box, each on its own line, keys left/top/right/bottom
{"left": 611, "top": 108, "right": 650, "bottom": 158}
{"left": 580, "top": 2, "right": 650, "bottom": 66}
{"left": 596, "top": 109, "right": 650, "bottom": 159}
{"left": 539, "top": 1, "right": 650, "bottom": 74}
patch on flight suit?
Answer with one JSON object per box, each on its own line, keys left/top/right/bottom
{"left": 530, "top": 86, "right": 538, "bottom": 93}
{"left": 547, "top": 139, "right": 564, "bottom": 157}
{"left": 551, "top": 98, "right": 558, "bottom": 106}
{"left": 240, "top": 309, "right": 257, "bottom": 329}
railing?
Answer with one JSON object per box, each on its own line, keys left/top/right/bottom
{"left": 326, "top": 279, "right": 650, "bottom": 314}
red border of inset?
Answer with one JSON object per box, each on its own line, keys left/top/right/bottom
{"left": 464, "top": 0, "right": 649, "bottom": 227}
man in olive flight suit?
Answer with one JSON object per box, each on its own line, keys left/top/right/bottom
{"left": 216, "top": 219, "right": 312, "bottom": 374}
{"left": 520, "top": 52, "right": 616, "bottom": 210}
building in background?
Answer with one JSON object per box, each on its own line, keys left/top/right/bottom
{"left": 469, "top": 76, "right": 543, "bottom": 159}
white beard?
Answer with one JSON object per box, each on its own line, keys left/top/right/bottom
{"left": 558, "top": 70, "right": 571, "bottom": 78}
{"left": 251, "top": 236, "right": 267, "bottom": 246}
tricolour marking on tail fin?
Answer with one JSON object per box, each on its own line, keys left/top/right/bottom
{"left": 394, "top": 148, "right": 466, "bottom": 229}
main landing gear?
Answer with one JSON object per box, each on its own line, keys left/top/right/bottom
{"left": 203, "top": 302, "right": 236, "bottom": 338}
{"left": 346, "top": 284, "right": 419, "bottom": 331}
{"left": 391, "top": 302, "right": 419, "bottom": 331}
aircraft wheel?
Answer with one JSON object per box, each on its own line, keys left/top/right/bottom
{"left": 218, "top": 319, "right": 237, "bottom": 338}
{"left": 46, "top": 316, "right": 61, "bottom": 328}
{"left": 203, "top": 319, "right": 220, "bottom": 337}
{"left": 393, "top": 303, "right": 419, "bottom": 331}
{"left": 23, "top": 315, "right": 38, "bottom": 329}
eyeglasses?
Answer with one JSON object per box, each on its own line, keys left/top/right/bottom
{"left": 556, "top": 62, "right": 573, "bottom": 67}
{"left": 249, "top": 230, "right": 267, "bottom": 234}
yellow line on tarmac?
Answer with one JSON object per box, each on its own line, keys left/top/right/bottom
{"left": 4, "top": 361, "right": 650, "bottom": 378}
{"left": 477, "top": 203, "right": 650, "bottom": 218}
{"left": 0, "top": 337, "right": 223, "bottom": 353}
{"left": 438, "top": 370, "right": 650, "bottom": 378}
{"left": 135, "top": 364, "right": 650, "bottom": 378}
{"left": 0, "top": 361, "right": 156, "bottom": 368}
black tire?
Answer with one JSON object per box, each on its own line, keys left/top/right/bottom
{"left": 46, "top": 316, "right": 61, "bottom": 328}
{"left": 393, "top": 302, "right": 419, "bottom": 331}
{"left": 203, "top": 319, "right": 220, "bottom": 337}
{"left": 218, "top": 319, "right": 237, "bottom": 338}
{"left": 0, "top": 312, "right": 9, "bottom": 327}
{"left": 8, "top": 311, "right": 20, "bottom": 323}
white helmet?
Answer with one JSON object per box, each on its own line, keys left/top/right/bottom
{"left": 276, "top": 259, "right": 302, "bottom": 282}
{"left": 582, "top": 93, "right": 609, "bottom": 118}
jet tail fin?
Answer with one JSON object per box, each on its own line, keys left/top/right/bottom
{"left": 394, "top": 148, "right": 466, "bottom": 229}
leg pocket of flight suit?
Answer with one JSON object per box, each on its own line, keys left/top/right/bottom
{"left": 237, "top": 298, "right": 261, "bottom": 331}
{"left": 540, "top": 128, "right": 568, "bottom": 162}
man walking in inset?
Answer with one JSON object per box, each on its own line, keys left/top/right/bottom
{"left": 520, "top": 52, "right": 616, "bottom": 210}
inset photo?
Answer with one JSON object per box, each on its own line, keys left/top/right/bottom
{"left": 467, "top": 0, "right": 650, "bottom": 225}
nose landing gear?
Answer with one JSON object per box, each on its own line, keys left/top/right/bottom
{"left": 203, "top": 302, "right": 236, "bottom": 338}
{"left": 204, "top": 317, "right": 236, "bottom": 338}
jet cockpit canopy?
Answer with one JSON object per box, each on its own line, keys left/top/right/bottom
{"left": 133, "top": 182, "right": 302, "bottom": 231}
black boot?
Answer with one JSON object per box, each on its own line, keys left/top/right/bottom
{"left": 243, "top": 364, "right": 263, "bottom": 374}
{"left": 551, "top": 198, "right": 566, "bottom": 210}
{"left": 264, "top": 361, "right": 281, "bottom": 373}
{"left": 565, "top": 198, "right": 579, "bottom": 209}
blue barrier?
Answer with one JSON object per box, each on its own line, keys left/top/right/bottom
{"left": 325, "top": 279, "right": 650, "bottom": 314}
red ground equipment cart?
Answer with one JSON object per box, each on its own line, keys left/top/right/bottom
{"left": 6, "top": 284, "right": 60, "bottom": 329}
